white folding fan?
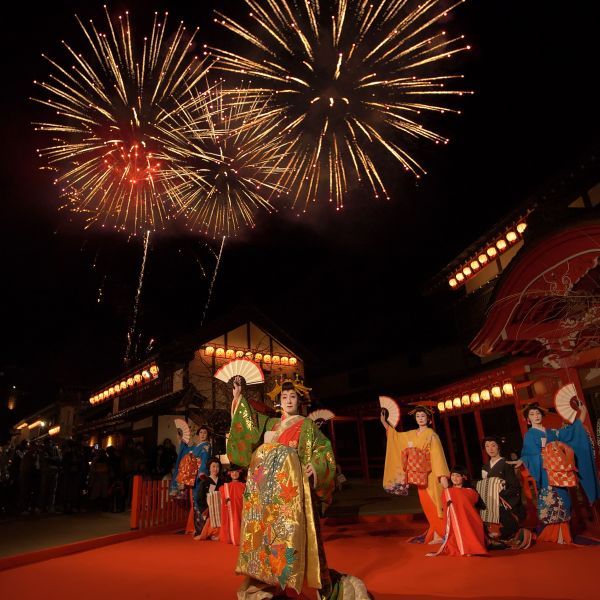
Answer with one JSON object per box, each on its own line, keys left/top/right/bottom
{"left": 174, "top": 418, "right": 191, "bottom": 445}
{"left": 308, "top": 409, "right": 336, "bottom": 424}
{"left": 214, "top": 358, "right": 265, "bottom": 385}
{"left": 554, "top": 383, "right": 581, "bottom": 423}
{"left": 379, "top": 396, "right": 401, "bottom": 429}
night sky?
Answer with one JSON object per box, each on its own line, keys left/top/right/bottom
{"left": 1, "top": 1, "right": 599, "bottom": 431}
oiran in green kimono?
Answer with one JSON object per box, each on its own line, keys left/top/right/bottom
{"left": 227, "top": 376, "right": 368, "bottom": 600}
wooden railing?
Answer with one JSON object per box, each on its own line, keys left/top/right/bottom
{"left": 130, "top": 476, "right": 188, "bottom": 530}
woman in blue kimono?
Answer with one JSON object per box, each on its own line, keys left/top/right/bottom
{"left": 521, "top": 402, "right": 600, "bottom": 543}
{"left": 171, "top": 425, "right": 212, "bottom": 532}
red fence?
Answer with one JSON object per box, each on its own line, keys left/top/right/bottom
{"left": 130, "top": 476, "right": 188, "bottom": 530}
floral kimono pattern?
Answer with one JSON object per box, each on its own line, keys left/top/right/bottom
{"left": 537, "top": 486, "right": 570, "bottom": 525}
{"left": 227, "top": 397, "right": 337, "bottom": 596}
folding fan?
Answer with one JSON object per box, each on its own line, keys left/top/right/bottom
{"left": 214, "top": 358, "right": 265, "bottom": 385}
{"left": 308, "top": 409, "right": 336, "bottom": 424}
{"left": 554, "top": 383, "right": 581, "bottom": 423}
{"left": 379, "top": 396, "right": 401, "bottom": 428}
{"left": 174, "top": 418, "right": 191, "bottom": 445}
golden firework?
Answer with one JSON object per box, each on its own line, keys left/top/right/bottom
{"left": 157, "top": 81, "right": 290, "bottom": 237}
{"left": 211, "top": 0, "right": 471, "bottom": 210}
{"left": 34, "top": 9, "right": 211, "bottom": 234}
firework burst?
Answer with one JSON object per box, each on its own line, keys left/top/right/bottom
{"left": 157, "top": 81, "right": 290, "bottom": 237}
{"left": 211, "top": 0, "right": 471, "bottom": 210}
{"left": 34, "top": 8, "right": 211, "bottom": 234}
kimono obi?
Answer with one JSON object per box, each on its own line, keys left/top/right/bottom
{"left": 542, "top": 441, "right": 577, "bottom": 488}
{"left": 402, "top": 446, "right": 431, "bottom": 487}
{"left": 176, "top": 453, "right": 199, "bottom": 486}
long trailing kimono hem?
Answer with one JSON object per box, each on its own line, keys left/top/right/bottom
{"left": 228, "top": 397, "right": 368, "bottom": 600}
{"left": 428, "top": 488, "right": 488, "bottom": 557}
{"left": 383, "top": 427, "right": 449, "bottom": 543}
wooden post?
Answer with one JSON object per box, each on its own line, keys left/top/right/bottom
{"left": 166, "top": 481, "right": 173, "bottom": 525}
{"left": 211, "top": 353, "right": 217, "bottom": 410}
{"left": 151, "top": 480, "right": 157, "bottom": 528}
{"left": 155, "top": 481, "right": 161, "bottom": 527}
{"left": 161, "top": 480, "right": 166, "bottom": 525}
{"left": 329, "top": 418, "right": 337, "bottom": 456}
{"left": 474, "top": 409, "right": 486, "bottom": 463}
{"left": 458, "top": 414, "right": 473, "bottom": 477}
{"left": 141, "top": 479, "right": 148, "bottom": 529}
{"left": 443, "top": 415, "right": 456, "bottom": 467}
{"left": 514, "top": 398, "right": 528, "bottom": 438}
{"left": 130, "top": 475, "right": 143, "bottom": 530}
{"left": 357, "top": 414, "right": 370, "bottom": 483}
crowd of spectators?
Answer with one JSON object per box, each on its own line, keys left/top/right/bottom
{"left": 0, "top": 437, "right": 177, "bottom": 517}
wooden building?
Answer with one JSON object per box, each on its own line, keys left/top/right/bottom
{"left": 403, "top": 152, "right": 600, "bottom": 476}
{"left": 10, "top": 394, "right": 79, "bottom": 445}
{"left": 77, "top": 308, "right": 306, "bottom": 454}
{"left": 311, "top": 152, "right": 600, "bottom": 483}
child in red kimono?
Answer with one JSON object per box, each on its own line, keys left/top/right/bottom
{"left": 219, "top": 465, "right": 246, "bottom": 545}
{"left": 429, "top": 466, "right": 488, "bottom": 557}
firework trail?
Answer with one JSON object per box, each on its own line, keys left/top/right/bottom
{"left": 201, "top": 235, "right": 226, "bottom": 327}
{"left": 125, "top": 229, "right": 151, "bottom": 365}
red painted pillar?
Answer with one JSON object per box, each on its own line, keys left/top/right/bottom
{"left": 458, "top": 414, "right": 473, "bottom": 478}
{"left": 443, "top": 415, "right": 456, "bottom": 467}
{"left": 474, "top": 408, "right": 486, "bottom": 463}
{"left": 515, "top": 398, "right": 528, "bottom": 438}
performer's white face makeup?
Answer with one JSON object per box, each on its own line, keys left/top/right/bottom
{"left": 209, "top": 461, "right": 220, "bottom": 478}
{"left": 527, "top": 408, "right": 544, "bottom": 426}
{"left": 484, "top": 440, "right": 500, "bottom": 458}
{"left": 414, "top": 411, "right": 429, "bottom": 427}
{"left": 280, "top": 389, "right": 299, "bottom": 416}
{"left": 196, "top": 428, "right": 208, "bottom": 442}
{"left": 450, "top": 472, "right": 464, "bottom": 487}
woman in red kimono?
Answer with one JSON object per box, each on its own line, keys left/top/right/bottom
{"left": 219, "top": 465, "right": 245, "bottom": 545}
{"left": 429, "top": 466, "right": 488, "bottom": 557}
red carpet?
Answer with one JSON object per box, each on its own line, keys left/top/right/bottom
{"left": 0, "top": 520, "right": 597, "bottom": 599}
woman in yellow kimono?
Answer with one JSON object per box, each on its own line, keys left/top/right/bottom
{"left": 228, "top": 376, "right": 368, "bottom": 600}
{"left": 381, "top": 405, "right": 449, "bottom": 543}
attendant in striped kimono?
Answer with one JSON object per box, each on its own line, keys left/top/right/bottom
{"left": 195, "top": 458, "right": 224, "bottom": 540}
{"left": 477, "top": 436, "right": 525, "bottom": 547}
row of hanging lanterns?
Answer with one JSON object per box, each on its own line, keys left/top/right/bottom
{"left": 437, "top": 381, "right": 514, "bottom": 413}
{"left": 204, "top": 346, "right": 297, "bottom": 367}
{"left": 89, "top": 364, "right": 159, "bottom": 405}
{"left": 449, "top": 222, "right": 527, "bottom": 289}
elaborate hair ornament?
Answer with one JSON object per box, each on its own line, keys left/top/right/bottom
{"left": 408, "top": 404, "right": 435, "bottom": 417}
{"left": 267, "top": 374, "right": 312, "bottom": 402}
